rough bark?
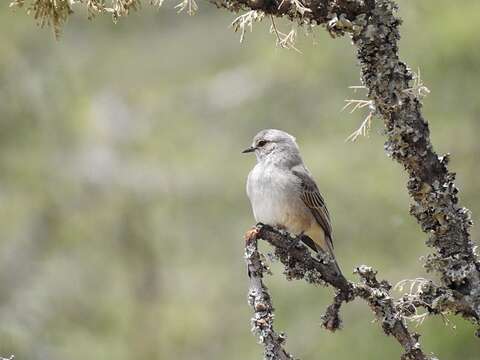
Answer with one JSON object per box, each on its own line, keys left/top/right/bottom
{"left": 247, "top": 224, "right": 435, "bottom": 360}
{"left": 351, "top": 2, "right": 480, "bottom": 313}
{"left": 245, "top": 230, "right": 294, "bottom": 360}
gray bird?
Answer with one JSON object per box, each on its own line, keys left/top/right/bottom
{"left": 243, "top": 129, "right": 341, "bottom": 273}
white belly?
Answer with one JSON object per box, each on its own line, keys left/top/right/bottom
{"left": 247, "top": 164, "right": 312, "bottom": 235}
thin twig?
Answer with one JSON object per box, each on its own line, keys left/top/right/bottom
{"left": 269, "top": 16, "right": 301, "bottom": 53}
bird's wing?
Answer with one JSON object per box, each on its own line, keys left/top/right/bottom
{"left": 292, "top": 166, "right": 334, "bottom": 249}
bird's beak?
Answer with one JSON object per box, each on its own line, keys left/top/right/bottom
{"left": 242, "top": 146, "right": 256, "bottom": 154}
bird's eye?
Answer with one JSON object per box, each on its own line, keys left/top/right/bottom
{"left": 257, "top": 140, "right": 267, "bottom": 147}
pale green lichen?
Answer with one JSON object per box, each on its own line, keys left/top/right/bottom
{"left": 10, "top": 0, "right": 146, "bottom": 37}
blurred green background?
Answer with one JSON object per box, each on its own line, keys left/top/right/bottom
{"left": 1, "top": 1, "right": 479, "bottom": 359}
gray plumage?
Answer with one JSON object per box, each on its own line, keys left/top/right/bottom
{"left": 243, "top": 129, "right": 340, "bottom": 273}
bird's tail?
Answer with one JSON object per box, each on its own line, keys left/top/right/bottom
{"left": 325, "top": 238, "right": 343, "bottom": 275}
{"left": 329, "top": 253, "right": 343, "bottom": 276}
{"left": 323, "top": 236, "right": 343, "bottom": 276}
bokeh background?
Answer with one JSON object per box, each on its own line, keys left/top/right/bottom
{"left": 1, "top": 1, "right": 480, "bottom": 359}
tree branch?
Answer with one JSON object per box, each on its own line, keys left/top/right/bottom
{"left": 245, "top": 229, "right": 293, "bottom": 360}
{"left": 351, "top": 2, "right": 480, "bottom": 324}
{"left": 248, "top": 224, "right": 435, "bottom": 360}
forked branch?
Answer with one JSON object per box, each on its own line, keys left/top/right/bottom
{"left": 246, "top": 224, "right": 435, "bottom": 360}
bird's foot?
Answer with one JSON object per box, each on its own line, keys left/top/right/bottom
{"left": 244, "top": 226, "right": 261, "bottom": 244}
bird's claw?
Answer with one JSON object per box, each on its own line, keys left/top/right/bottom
{"left": 245, "top": 226, "right": 260, "bottom": 244}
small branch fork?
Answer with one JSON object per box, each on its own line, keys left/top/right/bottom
{"left": 245, "top": 224, "right": 436, "bottom": 360}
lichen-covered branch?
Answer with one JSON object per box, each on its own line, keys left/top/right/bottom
{"left": 9, "top": 0, "right": 146, "bottom": 37}
{"left": 212, "top": 0, "right": 480, "bottom": 331}
{"left": 249, "top": 224, "right": 435, "bottom": 360}
{"left": 245, "top": 229, "right": 294, "bottom": 360}
{"left": 354, "top": 266, "right": 434, "bottom": 360}
{"left": 350, "top": 1, "right": 480, "bottom": 325}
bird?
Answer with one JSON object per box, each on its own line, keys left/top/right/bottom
{"left": 243, "top": 129, "right": 341, "bottom": 274}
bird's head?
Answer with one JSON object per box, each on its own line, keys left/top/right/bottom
{"left": 242, "top": 129, "right": 300, "bottom": 163}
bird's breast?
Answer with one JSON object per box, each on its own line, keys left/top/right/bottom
{"left": 247, "top": 165, "right": 312, "bottom": 234}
